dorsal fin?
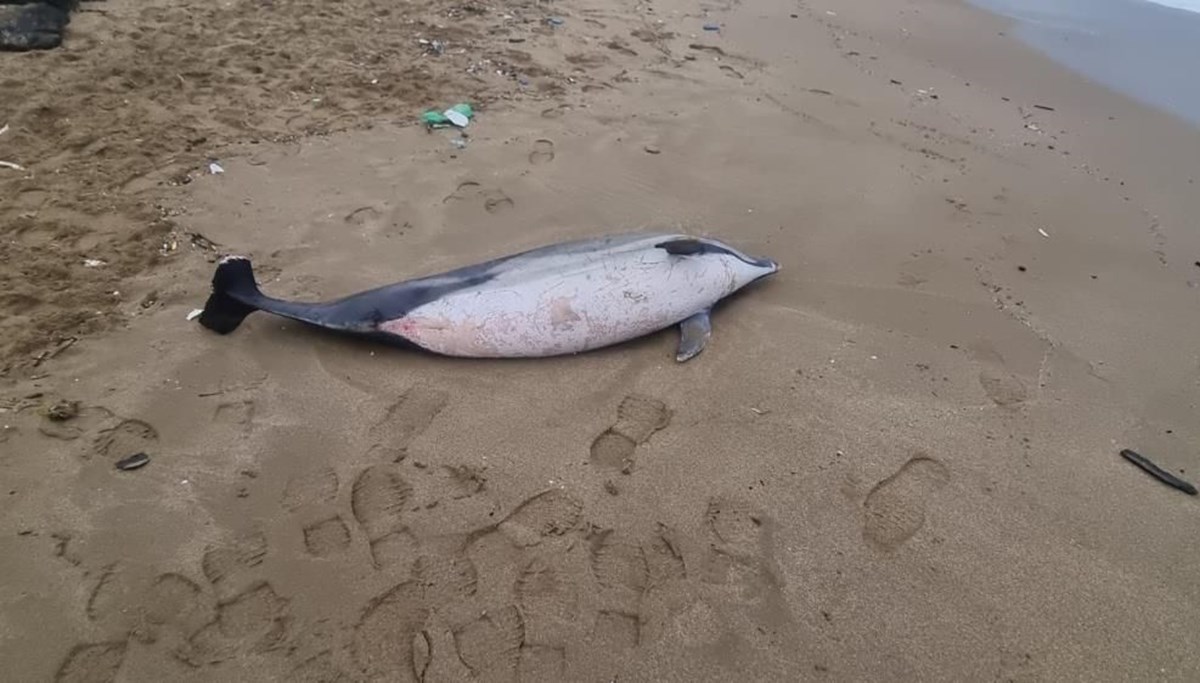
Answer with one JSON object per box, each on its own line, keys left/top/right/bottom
{"left": 655, "top": 238, "right": 730, "bottom": 256}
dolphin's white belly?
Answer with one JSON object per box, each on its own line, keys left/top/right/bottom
{"left": 381, "top": 248, "right": 740, "bottom": 357}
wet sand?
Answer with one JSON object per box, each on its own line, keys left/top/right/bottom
{"left": 2, "top": 0, "right": 1200, "bottom": 680}
{"left": 969, "top": 0, "right": 1200, "bottom": 128}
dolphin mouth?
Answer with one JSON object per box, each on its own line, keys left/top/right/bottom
{"left": 748, "top": 259, "right": 780, "bottom": 285}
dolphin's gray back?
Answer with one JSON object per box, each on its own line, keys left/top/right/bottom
{"left": 315, "top": 231, "right": 687, "bottom": 331}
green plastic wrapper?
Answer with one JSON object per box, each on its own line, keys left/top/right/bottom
{"left": 421, "top": 103, "right": 474, "bottom": 128}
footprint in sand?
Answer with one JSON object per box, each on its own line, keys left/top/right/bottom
{"left": 351, "top": 465, "right": 412, "bottom": 539}
{"left": 594, "top": 610, "right": 643, "bottom": 651}
{"left": 442, "top": 181, "right": 515, "bottom": 214}
{"left": 302, "top": 517, "right": 352, "bottom": 558}
{"left": 365, "top": 385, "right": 449, "bottom": 461}
{"left": 55, "top": 641, "right": 129, "bottom": 683}
{"left": 589, "top": 395, "right": 671, "bottom": 473}
{"left": 350, "top": 464, "right": 414, "bottom": 568}
{"left": 86, "top": 565, "right": 209, "bottom": 645}
{"left": 707, "top": 498, "right": 762, "bottom": 551}
{"left": 516, "top": 556, "right": 580, "bottom": 646}
{"left": 483, "top": 191, "right": 515, "bottom": 214}
{"left": 519, "top": 646, "right": 567, "bottom": 680}
{"left": 352, "top": 533, "right": 484, "bottom": 679}
{"left": 584, "top": 524, "right": 690, "bottom": 651}
{"left": 289, "top": 651, "right": 348, "bottom": 682}
{"left": 497, "top": 488, "right": 584, "bottom": 547}
{"left": 565, "top": 52, "right": 610, "bottom": 69}
{"left": 178, "top": 581, "right": 292, "bottom": 667}
{"left": 212, "top": 399, "right": 256, "bottom": 433}
{"left": 352, "top": 582, "right": 431, "bottom": 682}
{"left": 140, "top": 573, "right": 208, "bottom": 638}
{"left": 862, "top": 455, "right": 950, "bottom": 552}
{"left": 279, "top": 466, "right": 353, "bottom": 559}
{"left": 200, "top": 532, "right": 268, "bottom": 600}
{"left": 587, "top": 530, "right": 649, "bottom": 648}
{"left": 412, "top": 535, "right": 480, "bottom": 613}
{"left": 453, "top": 605, "right": 526, "bottom": 680}
{"left": 410, "top": 463, "right": 491, "bottom": 516}
{"left": 605, "top": 39, "right": 638, "bottom": 57}
{"left": 282, "top": 467, "right": 339, "bottom": 512}
{"left": 541, "top": 104, "right": 571, "bottom": 119}
{"left": 529, "top": 139, "right": 555, "bottom": 165}
{"left": 36, "top": 404, "right": 113, "bottom": 442}
{"left": 700, "top": 496, "right": 772, "bottom": 586}
{"left": 697, "top": 497, "right": 796, "bottom": 633}
{"left": 344, "top": 205, "right": 382, "bottom": 228}
{"left": 589, "top": 529, "right": 649, "bottom": 598}
{"left": 93, "top": 418, "right": 158, "bottom": 462}
{"left": 368, "top": 528, "right": 420, "bottom": 572}
{"left": 442, "top": 464, "right": 487, "bottom": 499}
{"left": 978, "top": 368, "right": 1029, "bottom": 406}
{"left": 644, "top": 523, "right": 687, "bottom": 587}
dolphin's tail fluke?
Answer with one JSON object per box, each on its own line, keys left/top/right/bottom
{"left": 198, "top": 255, "right": 263, "bottom": 334}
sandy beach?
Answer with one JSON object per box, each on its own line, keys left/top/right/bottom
{"left": 2, "top": 0, "right": 1199, "bottom": 680}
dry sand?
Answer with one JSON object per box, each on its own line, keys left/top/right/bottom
{"left": 3, "top": 0, "right": 1200, "bottom": 680}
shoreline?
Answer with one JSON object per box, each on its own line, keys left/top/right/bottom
{"left": 2, "top": 0, "right": 1198, "bottom": 680}
{"left": 968, "top": 0, "right": 1200, "bottom": 129}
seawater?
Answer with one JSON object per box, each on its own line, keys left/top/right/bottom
{"left": 1142, "top": 0, "right": 1200, "bottom": 14}
{"left": 967, "top": 0, "right": 1200, "bottom": 128}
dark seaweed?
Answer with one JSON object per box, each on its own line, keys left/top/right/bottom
{"left": 1119, "top": 449, "right": 1197, "bottom": 496}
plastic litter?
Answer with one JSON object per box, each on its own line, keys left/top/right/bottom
{"left": 208, "top": 162, "right": 224, "bottom": 174}
{"left": 418, "top": 38, "right": 445, "bottom": 56}
{"left": 703, "top": 23, "right": 720, "bottom": 31}
{"left": 546, "top": 17, "right": 565, "bottom": 26}
{"left": 421, "top": 103, "right": 474, "bottom": 129}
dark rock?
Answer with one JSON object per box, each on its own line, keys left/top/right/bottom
{"left": 0, "top": 0, "right": 77, "bottom": 51}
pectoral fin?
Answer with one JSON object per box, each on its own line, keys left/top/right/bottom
{"left": 676, "top": 309, "right": 712, "bottom": 362}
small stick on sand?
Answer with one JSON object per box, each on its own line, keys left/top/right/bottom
{"left": 1119, "top": 449, "right": 1198, "bottom": 495}
{"left": 2, "top": 123, "right": 29, "bottom": 171}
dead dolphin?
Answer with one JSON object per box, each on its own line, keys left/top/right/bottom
{"left": 197, "top": 231, "right": 779, "bottom": 362}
